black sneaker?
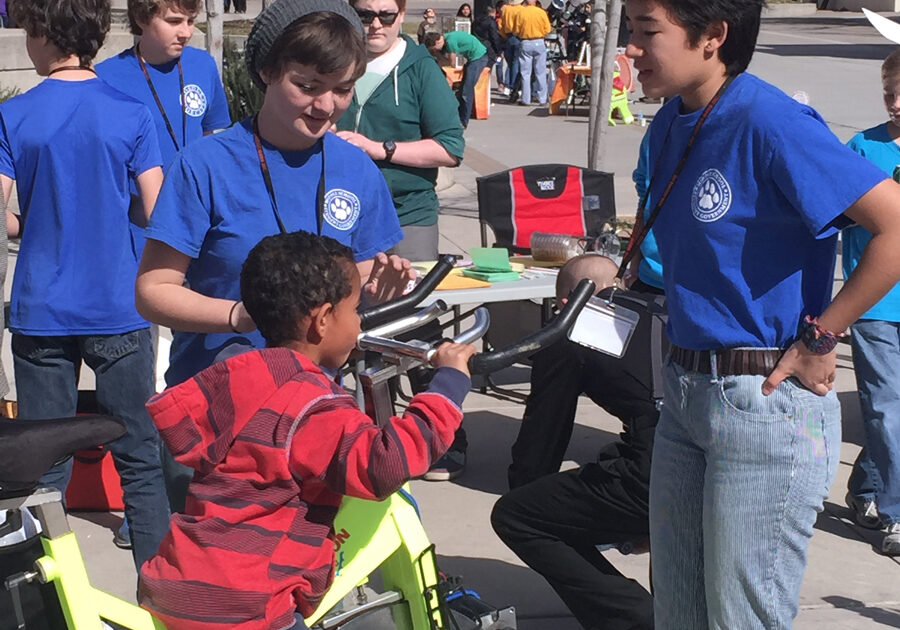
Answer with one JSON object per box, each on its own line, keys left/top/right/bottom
{"left": 846, "top": 492, "right": 882, "bottom": 529}
{"left": 424, "top": 449, "right": 466, "bottom": 481}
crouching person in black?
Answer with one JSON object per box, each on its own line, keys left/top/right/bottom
{"left": 491, "top": 253, "right": 664, "bottom": 630}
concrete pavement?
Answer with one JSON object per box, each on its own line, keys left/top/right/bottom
{"left": 7, "top": 7, "right": 900, "bottom": 630}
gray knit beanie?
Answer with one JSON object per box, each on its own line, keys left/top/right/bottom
{"left": 245, "top": 0, "right": 366, "bottom": 91}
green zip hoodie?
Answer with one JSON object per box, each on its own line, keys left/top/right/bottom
{"left": 337, "top": 35, "right": 465, "bottom": 227}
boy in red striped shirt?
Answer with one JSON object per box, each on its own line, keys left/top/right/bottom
{"left": 139, "top": 231, "right": 475, "bottom": 630}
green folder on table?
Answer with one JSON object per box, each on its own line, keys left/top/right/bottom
{"left": 461, "top": 248, "right": 521, "bottom": 282}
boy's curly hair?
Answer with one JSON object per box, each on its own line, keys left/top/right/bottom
{"left": 9, "top": 0, "right": 110, "bottom": 67}
{"left": 127, "top": 0, "right": 201, "bottom": 36}
{"left": 241, "top": 231, "right": 357, "bottom": 347}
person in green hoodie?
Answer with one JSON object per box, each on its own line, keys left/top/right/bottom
{"left": 336, "top": 0, "right": 464, "bottom": 265}
{"left": 336, "top": 0, "right": 467, "bottom": 481}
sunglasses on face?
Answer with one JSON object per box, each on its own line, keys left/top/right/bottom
{"left": 355, "top": 9, "right": 400, "bottom": 25}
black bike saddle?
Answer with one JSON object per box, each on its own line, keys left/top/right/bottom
{"left": 0, "top": 415, "right": 125, "bottom": 499}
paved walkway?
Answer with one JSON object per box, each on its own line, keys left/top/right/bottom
{"left": 7, "top": 7, "right": 900, "bottom": 629}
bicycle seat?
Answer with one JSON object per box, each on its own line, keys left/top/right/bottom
{"left": 0, "top": 415, "right": 126, "bottom": 499}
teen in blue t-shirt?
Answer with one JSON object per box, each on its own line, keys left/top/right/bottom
{"left": 135, "top": 2, "right": 411, "bottom": 388}
{"left": 625, "top": 0, "right": 900, "bottom": 627}
{"left": 0, "top": 0, "right": 170, "bottom": 573}
{"left": 841, "top": 48, "right": 900, "bottom": 557}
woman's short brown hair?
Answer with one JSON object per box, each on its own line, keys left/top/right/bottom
{"left": 127, "top": 0, "right": 200, "bottom": 35}
{"left": 9, "top": 0, "right": 110, "bottom": 66}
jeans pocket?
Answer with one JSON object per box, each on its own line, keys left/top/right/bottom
{"left": 84, "top": 330, "right": 143, "bottom": 362}
{"left": 718, "top": 375, "right": 794, "bottom": 422}
{"left": 11, "top": 335, "right": 57, "bottom": 362}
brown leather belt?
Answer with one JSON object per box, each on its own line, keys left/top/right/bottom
{"left": 669, "top": 345, "right": 785, "bottom": 377}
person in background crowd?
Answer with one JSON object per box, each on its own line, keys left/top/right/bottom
{"left": 417, "top": 6, "right": 438, "bottom": 43}
{"left": 424, "top": 30, "right": 490, "bottom": 128}
{"left": 456, "top": 2, "right": 472, "bottom": 21}
{"left": 513, "top": 0, "right": 551, "bottom": 106}
{"left": 498, "top": 0, "right": 524, "bottom": 100}
{"left": 473, "top": 3, "right": 505, "bottom": 75}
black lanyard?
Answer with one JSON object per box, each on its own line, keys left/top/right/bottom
{"left": 252, "top": 115, "right": 326, "bottom": 235}
{"left": 47, "top": 65, "right": 96, "bottom": 77}
{"left": 135, "top": 44, "right": 186, "bottom": 151}
{"left": 617, "top": 76, "right": 735, "bottom": 281}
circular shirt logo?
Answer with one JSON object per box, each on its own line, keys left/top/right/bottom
{"left": 691, "top": 168, "right": 732, "bottom": 223}
{"left": 324, "top": 189, "right": 361, "bottom": 231}
{"left": 181, "top": 84, "right": 207, "bottom": 117}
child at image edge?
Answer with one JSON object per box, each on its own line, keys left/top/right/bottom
{"left": 138, "top": 231, "right": 476, "bottom": 630}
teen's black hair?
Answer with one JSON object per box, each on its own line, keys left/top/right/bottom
{"left": 9, "top": 0, "right": 110, "bottom": 66}
{"left": 241, "top": 231, "right": 356, "bottom": 347}
{"left": 659, "top": 0, "right": 764, "bottom": 76}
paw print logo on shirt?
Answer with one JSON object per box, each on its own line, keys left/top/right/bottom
{"left": 324, "top": 189, "right": 361, "bottom": 231}
{"left": 691, "top": 169, "right": 732, "bottom": 223}
{"left": 181, "top": 84, "right": 208, "bottom": 117}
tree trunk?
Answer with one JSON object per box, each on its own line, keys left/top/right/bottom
{"left": 588, "top": 0, "right": 622, "bottom": 171}
{"left": 206, "top": 0, "right": 225, "bottom": 79}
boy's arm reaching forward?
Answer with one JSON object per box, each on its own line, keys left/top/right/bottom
{"left": 289, "top": 343, "right": 476, "bottom": 500}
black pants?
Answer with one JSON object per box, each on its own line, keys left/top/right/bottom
{"left": 492, "top": 467, "right": 654, "bottom": 630}
{"left": 497, "top": 293, "right": 662, "bottom": 629}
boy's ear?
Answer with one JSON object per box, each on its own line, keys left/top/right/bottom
{"left": 310, "top": 303, "right": 335, "bottom": 339}
{"left": 703, "top": 20, "right": 728, "bottom": 55}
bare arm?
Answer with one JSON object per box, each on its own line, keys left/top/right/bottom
{"left": 763, "top": 179, "right": 900, "bottom": 395}
{"left": 0, "top": 175, "right": 17, "bottom": 238}
{"left": 135, "top": 239, "right": 256, "bottom": 333}
{"left": 334, "top": 132, "right": 459, "bottom": 168}
{"left": 133, "top": 166, "right": 164, "bottom": 228}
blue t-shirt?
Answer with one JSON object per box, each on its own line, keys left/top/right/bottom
{"left": 96, "top": 46, "right": 231, "bottom": 167}
{"left": 0, "top": 78, "right": 162, "bottom": 335}
{"left": 632, "top": 129, "right": 664, "bottom": 289}
{"left": 843, "top": 123, "right": 900, "bottom": 323}
{"left": 646, "top": 73, "right": 886, "bottom": 350}
{"left": 146, "top": 120, "right": 403, "bottom": 385}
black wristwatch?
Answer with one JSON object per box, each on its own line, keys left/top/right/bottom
{"left": 382, "top": 140, "right": 397, "bottom": 163}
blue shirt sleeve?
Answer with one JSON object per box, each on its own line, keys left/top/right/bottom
{"left": 767, "top": 107, "right": 886, "bottom": 238}
{"left": 146, "top": 154, "right": 210, "bottom": 258}
{"left": 202, "top": 55, "right": 232, "bottom": 132}
{"left": 129, "top": 105, "right": 164, "bottom": 179}
{"left": 348, "top": 157, "right": 403, "bottom": 261}
{"left": 0, "top": 108, "right": 13, "bottom": 179}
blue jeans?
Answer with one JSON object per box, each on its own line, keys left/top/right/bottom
{"left": 12, "top": 330, "right": 171, "bottom": 570}
{"left": 848, "top": 319, "right": 900, "bottom": 525}
{"left": 650, "top": 358, "right": 840, "bottom": 629}
{"left": 459, "top": 54, "right": 490, "bottom": 128}
{"left": 504, "top": 36, "right": 521, "bottom": 91}
{"left": 518, "top": 39, "right": 548, "bottom": 105}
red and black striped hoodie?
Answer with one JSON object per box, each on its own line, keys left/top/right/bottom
{"left": 138, "top": 347, "right": 468, "bottom": 630}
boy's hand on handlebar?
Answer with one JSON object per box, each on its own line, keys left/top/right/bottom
{"left": 362, "top": 253, "right": 416, "bottom": 304}
{"left": 430, "top": 342, "right": 478, "bottom": 377}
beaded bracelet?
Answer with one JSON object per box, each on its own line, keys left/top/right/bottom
{"left": 799, "top": 315, "right": 844, "bottom": 355}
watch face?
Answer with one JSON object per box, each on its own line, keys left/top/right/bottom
{"left": 384, "top": 141, "right": 396, "bottom": 151}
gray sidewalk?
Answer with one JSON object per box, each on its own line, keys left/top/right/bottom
{"left": 16, "top": 7, "right": 900, "bottom": 630}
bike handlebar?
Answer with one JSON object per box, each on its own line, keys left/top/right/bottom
{"left": 467, "top": 278, "right": 594, "bottom": 374}
{"left": 359, "top": 255, "right": 457, "bottom": 330}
